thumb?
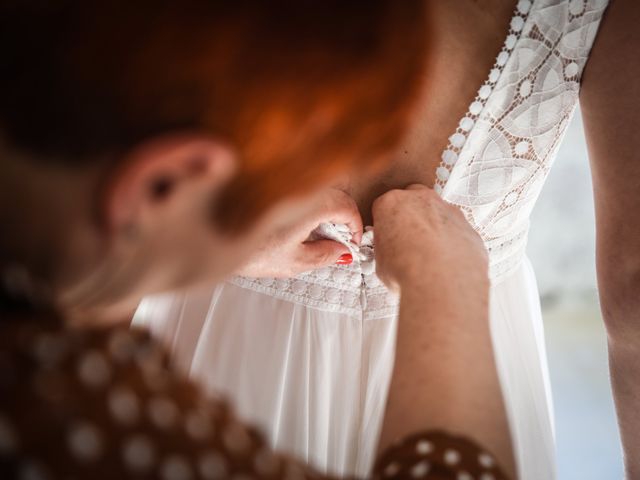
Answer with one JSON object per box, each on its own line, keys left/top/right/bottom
{"left": 300, "top": 240, "right": 353, "bottom": 270}
{"left": 307, "top": 190, "right": 364, "bottom": 245}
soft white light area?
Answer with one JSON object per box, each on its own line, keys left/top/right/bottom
{"left": 527, "top": 108, "right": 624, "bottom": 479}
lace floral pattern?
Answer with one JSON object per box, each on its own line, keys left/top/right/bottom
{"left": 232, "top": 0, "right": 609, "bottom": 318}
{"left": 441, "top": 0, "right": 609, "bottom": 279}
{"left": 233, "top": 264, "right": 401, "bottom": 321}
{"left": 434, "top": 0, "right": 534, "bottom": 196}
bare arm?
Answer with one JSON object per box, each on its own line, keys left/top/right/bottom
{"left": 580, "top": 0, "right": 640, "bottom": 475}
{"left": 373, "top": 186, "right": 516, "bottom": 478}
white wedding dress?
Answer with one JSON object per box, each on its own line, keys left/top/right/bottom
{"left": 134, "top": 1, "right": 609, "bottom": 478}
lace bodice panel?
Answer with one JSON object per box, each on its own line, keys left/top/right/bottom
{"left": 437, "top": 0, "right": 609, "bottom": 279}
{"left": 232, "top": 0, "right": 609, "bottom": 319}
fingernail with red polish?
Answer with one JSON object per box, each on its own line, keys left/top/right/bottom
{"left": 336, "top": 253, "right": 353, "bottom": 265}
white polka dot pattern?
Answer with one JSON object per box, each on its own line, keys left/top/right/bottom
{"left": 160, "top": 455, "right": 193, "bottom": 480}
{"left": 68, "top": 422, "right": 103, "bottom": 461}
{"left": 479, "top": 452, "right": 496, "bottom": 468}
{"left": 0, "top": 322, "right": 512, "bottom": 479}
{"left": 444, "top": 448, "right": 461, "bottom": 465}
{"left": 376, "top": 432, "right": 509, "bottom": 479}
{"left": 122, "top": 435, "right": 155, "bottom": 472}
{"left": 185, "top": 410, "right": 213, "bottom": 440}
{"left": 415, "top": 440, "right": 433, "bottom": 455}
{"left": 77, "top": 351, "right": 111, "bottom": 389}
{"left": 384, "top": 462, "right": 400, "bottom": 477}
{"left": 108, "top": 387, "right": 140, "bottom": 425}
{"left": 148, "top": 396, "right": 179, "bottom": 429}
{"left": 410, "top": 460, "right": 431, "bottom": 477}
{"left": 198, "top": 451, "right": 228, "bottom": 479}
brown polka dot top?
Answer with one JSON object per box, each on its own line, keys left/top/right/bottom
{"left": 0, "top": 313, "right": 510, "bottom": 480}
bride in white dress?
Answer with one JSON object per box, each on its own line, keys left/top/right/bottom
{"left": 134, "top": 1, "right": 610, "bottom": 478}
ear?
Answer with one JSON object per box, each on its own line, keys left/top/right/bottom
{"left": 102, "top": 133, "right": 236, "bottom": 233}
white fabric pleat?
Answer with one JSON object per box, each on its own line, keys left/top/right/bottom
{"left": 489, "top": 257, "right": 556, "bottom": 479}
{"left": 134, "top": 257, "right": 556, "bottom": 479}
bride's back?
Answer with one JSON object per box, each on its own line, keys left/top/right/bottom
{"left": 349, "top": 0, "right": 516, "bottom": 225}
{"left": 135, "top": 2, "right": 612, "bottom": 479}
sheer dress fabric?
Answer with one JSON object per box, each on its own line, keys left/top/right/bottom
{"left": 135, "top": 1, "right": 610, "bottom": 478}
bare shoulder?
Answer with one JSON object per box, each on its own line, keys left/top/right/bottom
{"left": 580, "top": 0, "right": 640, "bottom": 277}
{"left": 582, "top": 0, "right": 639, "bottom": 82}
{"left": 581, "top": 0, "right": 640, "bottom": 157}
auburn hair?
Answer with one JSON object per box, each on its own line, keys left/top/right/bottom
{"left": 0, "top": 0, "right": 427, "bottom": 229}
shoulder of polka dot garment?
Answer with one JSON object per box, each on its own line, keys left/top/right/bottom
{"left": 374, "top": 430, "right": 510, "bottom": 480}
{"left": 0, "top": 318, "right": 510, "bottom": 480}
{"left": 0, "top": 319, "right": 321, "bottom": 480}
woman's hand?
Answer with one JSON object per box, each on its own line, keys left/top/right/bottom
{"left": 372, "top": 184, "right": 488, "bottom": 292}
{"left": 374, "top": 185, "right": 515, "bottom": 477}
{"left": 235, "top": 188, "right": 363, "bottom": 278}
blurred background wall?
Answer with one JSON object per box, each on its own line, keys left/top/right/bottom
{"left": 527, "top": 108, "right": 623, "bottom": 479}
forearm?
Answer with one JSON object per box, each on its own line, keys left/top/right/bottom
{"left": 599, "top": 278, "right": 640, "bottom": 477}
{"left": 579, "top": 0, "right": 640, "bottom": 470}
{"left": 607, "top": 340, "right": 640, "bottom": 478}
{"left": 378, "top": 273, "right": 516, "bottom": 478}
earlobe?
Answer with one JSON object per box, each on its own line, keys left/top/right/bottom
{"left": 101, "top": 134, "right": 236, "bottom": 235}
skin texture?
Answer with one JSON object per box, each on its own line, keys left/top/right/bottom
{"left": 373, "top": 185, "right": 516, "bottom": 479}
{"left": 580, "top": 0, "right": 640, "bottom": 476}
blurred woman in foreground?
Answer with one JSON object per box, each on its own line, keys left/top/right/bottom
{"left": 0, "top": 1, "right": 512, "bottom": 478}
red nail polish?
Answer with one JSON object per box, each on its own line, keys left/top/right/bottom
{"left": 336, "top": 253, "right": 353, "bottom": 265}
